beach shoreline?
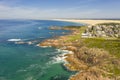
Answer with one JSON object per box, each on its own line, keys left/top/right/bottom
{"left": 52, "top": 19, "right": 120, "bottom": 25}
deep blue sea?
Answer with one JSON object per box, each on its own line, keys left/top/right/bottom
{"left": 0, "top": 19, "right": 83, "bottom": 80}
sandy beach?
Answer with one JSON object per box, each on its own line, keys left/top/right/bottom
{"left": 54, "top": 19, "right": 120, "bottom": 25}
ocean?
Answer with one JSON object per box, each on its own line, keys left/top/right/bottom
{"left": 0, "top": 19, "right": 83, "bottom": 80}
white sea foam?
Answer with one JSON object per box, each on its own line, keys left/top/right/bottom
{"left": 7, "top": 39, "right": 22, "bottom": 42}
{"left": 47, "top": 49, "right": 73, "bottom": 65}
{"left": 26, "top": 76, "right": 33, "bottom": 80}
{"left": 56, "top": 49, "right": 73, "bottom": 54}
{"left": 47, "top": 55, "right": 67, "bottom": 65}
{"left": 17, "top": 69, "right": 27, "bottom": 72}
{"left": 38, "top": 27, "right": 42, "bottom": 30}
{"left": 36, "top": 44, "right": 40, "bottom": 47}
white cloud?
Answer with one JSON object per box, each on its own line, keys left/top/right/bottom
{"left": 0, "top": 0, "right": 101, "bottom": 19}
{"left": 0, "top": 4, "right": 101, "bottom": 19}
{"left": 0, "top": 3, "right": 119, "bottom": 19}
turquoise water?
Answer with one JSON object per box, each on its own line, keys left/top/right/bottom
{"left": 0, "top": 20, "right": 83, "bottom": 80}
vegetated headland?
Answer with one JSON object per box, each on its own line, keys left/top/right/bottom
{"left": 39, "top": 20, "right": 120, "bottom": 80}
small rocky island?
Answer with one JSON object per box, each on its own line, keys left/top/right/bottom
{"left": 40, "top": 23, "right": 120, "bottom": 80}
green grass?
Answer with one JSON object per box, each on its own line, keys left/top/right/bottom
{"left": 64, "top": 25, "right": 120, "bottom": 58}
{"left": 97, "top": 22, "right": 120, "bottom": 26}
{"left": 83, "top": 38, "right": 120, "bottom": 57}
{"left": 62, "top": 25, "right": 120, "bottom": 78}
{"left": 63, "top": 25, "right": 120, "bottom": 77}
{"left": 83, "top": 38, "right": 120, "bottom": 76}
{"left": 113, "top": 66, "right": 120, "bottom": 75}
{"left": 63, "top": 26, "right": 85, "bottom": 29}
{"left": 64, "top": 26, "right": 87, "bottom": 42}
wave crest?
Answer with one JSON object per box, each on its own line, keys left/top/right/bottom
{"left": 47, "top": 49, "right": 73, "bottom": 65}
{"left": 7, "top": 39, "right": 22, "bottom": 42}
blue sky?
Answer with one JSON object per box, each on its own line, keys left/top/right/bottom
{"left": 0, "top": 0, "right": 120, "bottom": 19}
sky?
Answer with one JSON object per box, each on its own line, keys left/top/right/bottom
{"left": 0, "top": 0, "right": 120, "bottom": 19}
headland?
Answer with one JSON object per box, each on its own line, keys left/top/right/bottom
{"left": 39, "top": 20, "right": 120, "bottom": 80}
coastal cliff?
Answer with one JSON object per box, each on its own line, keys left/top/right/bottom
{"left": 39, "top": 23, "right": 120, "bottom": 80}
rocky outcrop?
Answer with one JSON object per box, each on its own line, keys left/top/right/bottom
{"left": 70, "top": 67, "right": 111, "bottom": 80}
{"left": 40, "top": 25, "right": 120, "bottom": 80}
{"left": 82, "top": 23, "right": 120, "bottom": 38}
{"left": 66, "top": 47, "right": 120, "bottom": 80}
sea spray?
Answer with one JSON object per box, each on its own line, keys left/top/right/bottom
{"left": 46, "top": 49, "right": 73, "bottom": 65}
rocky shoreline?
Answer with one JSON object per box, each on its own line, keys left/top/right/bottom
{"left": 39, "top": 25, "right": 120, "bottom": 80}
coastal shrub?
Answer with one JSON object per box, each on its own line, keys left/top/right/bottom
{"left": 63, "top": 26, "right": 83, "bottom": 29}
{"left": 97, "top": 23, "right": 120, "bottom": 26}
{"left": 75, "top": 47, "right": 110, "bottom": 66}
{"left": 72, "top": 40, "right": 85, "bottom": 48}
{"left": 84, "top": 38, "right": 120, "bottom": 57}
{"left": 40, "top": 24, "right": 120, "bottom": 80}
{"left": 67, "top": 46, "right": 120, "bottom": 80}
{"left": 70, "top": 67, "right": 111, "bottom": 80}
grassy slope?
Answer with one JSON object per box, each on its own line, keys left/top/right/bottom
{"left": 64, "top": 26, "right": 86, "bottom": 42}
{"left": 64, "top": 26, "right": 120, "bottom": 76}
{"left": 83, "top": 38, "right": 120, "bottom": 76}
{"left": 65, "top": 26, "right": 120, "bottom": 57}
{"left": 84, "top": 38, "right": 120, "bottom": 57}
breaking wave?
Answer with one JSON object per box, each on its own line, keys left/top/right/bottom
{"left": 7, "top": 39, "right": 22, "bottom": 42}
{"left": 46, "top": 49, "right": 73, "bottom": 65}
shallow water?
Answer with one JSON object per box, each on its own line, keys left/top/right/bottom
{"left": 0, "top": 19, "right": 83, "bottom": 80}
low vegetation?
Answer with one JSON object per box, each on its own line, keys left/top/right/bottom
{"left": 84, "top": 38, "right": 120, "bottom": 57}
{"left": 40, "top": 23, "right": 120, "bottom": 80}
{"left": 97, "top": 22, "right": 120, "bottom": 26}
